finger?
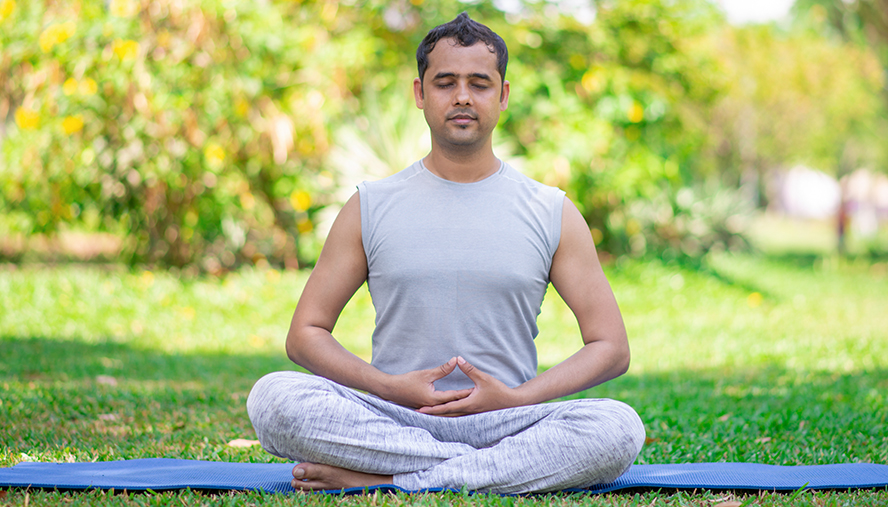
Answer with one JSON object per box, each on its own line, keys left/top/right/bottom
{"left": 417, "top": 398, "right": 474, "bottom": 416}
{"left": 456, "top": 356, "right": 486, "bottom": 383}
{"left": 429, "top": 387, "right": 473, "bottom": 404}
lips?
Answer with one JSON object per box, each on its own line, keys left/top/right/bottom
{"left": 447, "top": 111, "right": 477, "bottom": 122}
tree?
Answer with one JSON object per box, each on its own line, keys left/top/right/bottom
{"left": 705, "top": 22, "right": 888, "bottom": 187}
{"left": 0, "top": 0, "right": 379, "bottom": 270}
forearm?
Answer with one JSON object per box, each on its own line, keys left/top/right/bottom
{"left": 286, "top": 325, "right": 388, "bottom": 396}
{"left": 512, "top": 339, "right": 629, "bottom": 406}
{"left": 287, "top": 324, "right": 472, "bottom": 409}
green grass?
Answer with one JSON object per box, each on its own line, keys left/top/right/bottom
{"left": 1, "top": 249, "right": 887, "bottom": 505}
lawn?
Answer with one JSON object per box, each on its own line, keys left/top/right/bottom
{"left": 1, "top": 232, "right": 887, "bottom": 505}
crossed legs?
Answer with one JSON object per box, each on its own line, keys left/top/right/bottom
{"left": 247, "top": 371, "right": 645, "bottom": 494}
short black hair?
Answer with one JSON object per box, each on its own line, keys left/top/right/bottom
{"left": 416, "top": 12, "right": 508, "bottom": 86}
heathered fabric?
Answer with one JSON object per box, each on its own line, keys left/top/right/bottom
{"left": 247, "top": 159, "right": 646, "bottom": 493}
{"left": 357, "top": 160, "right": 565, "bottom": 390}
{"left": 247, "top": 372, "right": 646, "bottom": 493}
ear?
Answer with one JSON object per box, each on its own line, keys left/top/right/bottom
{"left": 414, "top": 77, "right": 424, "bottom": 109}
{"left": 499, "top": 80, "right": 510, "bottom": 111}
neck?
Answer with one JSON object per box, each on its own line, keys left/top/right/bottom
{"left": 423, "top": 142, "right": 500, "bottom": 183}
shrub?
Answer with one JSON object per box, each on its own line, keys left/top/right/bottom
{"left": 0, "top": 0, "right": 375, "bottom": 270}
{"left": 608, "top": 183, "right": 754, "bottom": 261}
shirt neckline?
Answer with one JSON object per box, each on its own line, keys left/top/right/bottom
{"left": 419, "top": 159, "right": 505, "bottom": 186}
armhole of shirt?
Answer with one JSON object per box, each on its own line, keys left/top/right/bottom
{"left": 549, "top": 189, "right": 566, "bottom": 259}
{"left": 357, "top": 182, "right": 371, "bottom": 257}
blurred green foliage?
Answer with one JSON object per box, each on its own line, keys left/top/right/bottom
{"left": 1, "top": 0, "right": 886, "bottom": 269}
{"left": 712, "top": 5, "right": 888, "bottom": 184}
{"left": 0, "top": 0, "right": 378, "bottom": 269}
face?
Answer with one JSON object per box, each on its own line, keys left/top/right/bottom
{"left": 414, "top": 39, "right": 510, "bottom": 152}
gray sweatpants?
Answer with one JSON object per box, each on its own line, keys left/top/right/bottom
{"left": 247, "top": 371, "right": 645, "bottom": 494}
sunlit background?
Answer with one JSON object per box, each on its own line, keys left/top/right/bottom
{"left": 2, "top": 2, "right": 887, "bottom": 490}
{"left": 1, "top": 0, "right": 886, "bottom": 272}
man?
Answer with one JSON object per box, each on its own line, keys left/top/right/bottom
{"left": 247, "top": 12, "right": 645, "bottom": 494}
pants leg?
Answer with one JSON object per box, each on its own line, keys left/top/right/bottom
{"left": 394, "top": 398, "right": 645, "bottom": 493}
{"left": 247, "top": 371, "right": 645, "bottom": 494}
{"left": 246, "top": 371, "right": 476, "bottom": 474}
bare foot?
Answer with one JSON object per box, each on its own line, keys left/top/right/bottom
{"left": 291, "top": 462, "right": 393, "bottom": 491}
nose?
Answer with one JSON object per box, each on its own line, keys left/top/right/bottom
{"left": 453, "top": 82, "right": 471, "bottom": 105}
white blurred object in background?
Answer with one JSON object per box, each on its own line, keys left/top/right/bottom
{"left": 843, "top": 169, "right": 888, "bottom": 237}
{"left": 772, "top": 165, "right": 841, "bottom": 220}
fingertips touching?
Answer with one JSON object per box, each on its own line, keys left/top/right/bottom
{"left": 435, "top": 357, "right": 458, "bottom": 377}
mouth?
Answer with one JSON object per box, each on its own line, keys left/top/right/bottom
{"left": 448, "top": 112, "right": 477, "bottom": 124}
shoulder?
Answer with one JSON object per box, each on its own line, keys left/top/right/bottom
{"left": 497, "top": 162, "right": 566, "bottom": 223}
{"left": 499, "top": 162, "right": 565, "bottom": 202}
{"left": 359, "top": 161, "right": 424, "bottom": 194}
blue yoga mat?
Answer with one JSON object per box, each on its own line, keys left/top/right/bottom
{"left": 1, "top": 459, "right": 886, "bottom": 494}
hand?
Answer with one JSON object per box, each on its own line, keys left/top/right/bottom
{"left": 376, "top": 357, "right": 473, "bottom": 409}
{"left": 417, "top": 356, "right": 522, "bottom": 416}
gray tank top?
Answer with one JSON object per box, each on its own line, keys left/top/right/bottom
{"left": 358, "top": 160, "right": 565, "bottom": 390}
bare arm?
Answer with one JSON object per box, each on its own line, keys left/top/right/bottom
{"left": 286, "top": 192, "right": 472, "bottom": 408}
{"left": 419, "top": 197, "right": 629, "bottom": 415}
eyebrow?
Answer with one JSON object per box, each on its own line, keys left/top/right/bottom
{"left": 432, "top": 72, "right": 494, "bottom": 81}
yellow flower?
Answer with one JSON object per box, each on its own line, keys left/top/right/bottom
{"left": 204, "top": 143, "right": 225, "bottom": 168}
{"left": 296, "top": 218, "right": 313, "bottom": 234}
{"left": 62, "top": 115, "right": 84, "bottom": 135}
{"left": 581, "top": 69, "right": 604, "bottom": 94}
{"left": 289, "top": 190, "right": 312, "bottom": 212}
{"left": 14, "top": 107, "right": 39, "bottom": 130}
{"left": 234, "top": 98, "right": 250, "bottom": 117}
{"left": 63, "top": 78, "right": 78, "bottom": 96}
{"left": 0, "top": 0, "right": 15, "bottom": 23}
{"left": 109, "top": 0, "right": 138, "bottom": 17}
{"left": 39, "top": 21, "right": 76, "bottom": 53}
{"left": 627, "top": 101, "right": 645, "bottom": 123}
{"left": 79, "top": 78, "right": 98, "bottom": 95}
{"left": 240, "top": 192, "right": 255, "bottom": 210}
{"left": 112, "top": 39, "right": 140, "bottom": 61}
{"left": 747, "top": 292, "right": 763, "bottom": 308}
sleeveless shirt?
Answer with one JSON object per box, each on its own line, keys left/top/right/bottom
{"left": 357, "top": 160, "right": 566, "bottom": 391}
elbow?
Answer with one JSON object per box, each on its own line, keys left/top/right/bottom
{"left": 613, "top": 339, "right": 631, "bottom": 378}
{"left": 285, "top": 329, "right": 307, "bottom": 367}
{"left": 285, "top": 335, "right": 299, "bottom": 365}
{"left": 617, "top": 347, "right": 630, "bottom": 377}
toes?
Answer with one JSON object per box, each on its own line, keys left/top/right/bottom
{"left": 292, "top": 462, "right": 315, "bottom": 479}
{"left": 291, "top": 463, "right": 331, "bottom": 490}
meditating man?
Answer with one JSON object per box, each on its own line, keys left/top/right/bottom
{"left": 247, "top": 12, "right": 645, "bottom": 493}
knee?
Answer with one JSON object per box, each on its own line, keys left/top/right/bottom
{"left": 597, "top": 399, "right": 644, "bottom": 448}
{"left": 596, "top": 399, "right": 645, "bottom": 482}
{"left": 246, "top": 372, "right": 337, "bottom": 459}
{"left": 566, "top": 399, "right": 646, "bottom": 484}
{"left": 246, "top": 371, "right": 329, "bottom": 434}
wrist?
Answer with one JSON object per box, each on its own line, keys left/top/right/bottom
{"left": 511, "top": 381, "right": 548, "bottom": 407}
{"left": 363, "top": 369, "right": 395, "bottom": 401}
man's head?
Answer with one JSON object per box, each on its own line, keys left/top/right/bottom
{"left": 416, "top": 12, "right": 508, "bottom": 91}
